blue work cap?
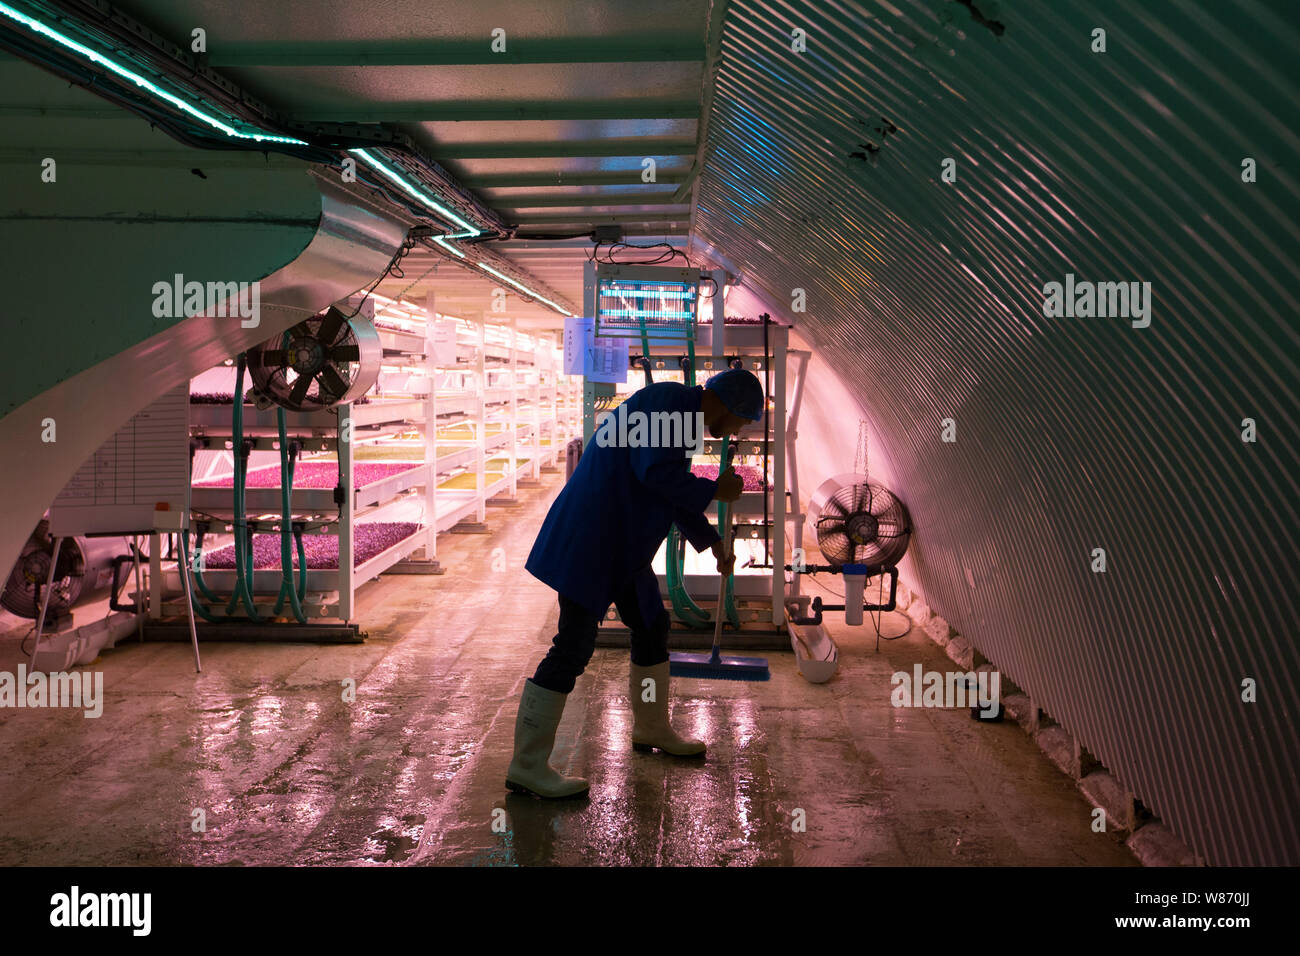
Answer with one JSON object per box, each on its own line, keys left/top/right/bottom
{"left": 705, "top": 367, "right": 765, "bottom": 421}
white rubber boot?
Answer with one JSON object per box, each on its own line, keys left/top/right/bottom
{"left": 505, "top": 679, "right": 589, "bottom": 798}
{"left": 630, "top": 661, "right": 706, "bottom": 756}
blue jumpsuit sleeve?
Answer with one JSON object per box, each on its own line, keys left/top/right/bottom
{"left": 673, "top": 506, "right": 722, "bottom": 552}
{"left": 630, "top": 447, "right": 717, "bottom": 515}
{"left": 626, "top": 383, "right": 718, "bottom": 551}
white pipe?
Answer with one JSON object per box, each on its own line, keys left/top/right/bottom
{"left": 785, "top": 350, "right": 811, "bottom": 599}
{"left": 771, "top": 326, "right": 788, "bottom": 626}
{"left": 711, "top": 268, "right": 726, "bottom": 358}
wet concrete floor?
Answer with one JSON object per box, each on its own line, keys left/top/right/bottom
{"left": 0, "top": 473, "right": 1136, "bottom": 866}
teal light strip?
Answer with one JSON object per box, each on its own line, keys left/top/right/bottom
{"left": 600, "top": 288, "right": 696, "bottom": 299}
{"left": 599, "top": 309, "right": 694, "bottom": 319}
{"left": 431, "top": 236, "right": 466, "bottom": 259}
{"left": 350, "top": 149, "right": 481, "bottom": 236}
{"left": 0, "top": 2, "right": 307, "bottom": 145}
{"left": 477, "top": 262, "right": 574, "bottom": 317}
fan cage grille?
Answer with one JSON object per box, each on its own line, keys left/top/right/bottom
{"left": 814, "top": 482, "right": 911, "bottom": 571}
{"left": 247, "top": 308, "right": 373, "bottom": 412}
{"left": 0, "top": 537, "right": 86, "bottom": 619}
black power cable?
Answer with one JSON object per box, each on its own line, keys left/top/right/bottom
{"left": 590, "top": 240, "right": 691, "bottom": 267}
{"left": 341, "top": 234, "right": 418, "bottom": 319}
{"left": 763, "top": 312, "right": 771, "bottom": 569}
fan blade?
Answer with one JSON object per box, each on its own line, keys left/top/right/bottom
{"left": 247, "top": 349, "right": 288, "bottom": 367}
{"left": 823, "top": 496, "right": 848, "bottom": 518}
{"left": 287, "top": 320, "right": 314, "bottom": 340}
{"left": 318, "top": 364, "right": 349, "bottom": 401}
{"left": 821, "top": 532, "right": 850, "bottom": 561}
{"left": 288, "top": 373, "right": 313, "bottom": 408}
{"left": 317, "top": 308, "right": 346, "bottom": 346}
{"left": 328, "top": 345, "right": 361, "bottom": 362}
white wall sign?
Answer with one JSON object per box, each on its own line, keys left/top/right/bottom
{"left": 430, "top": 319, "right": 458, "bottom": 366}
{"left": 564, "top": 315, "right": 626, "bottom": 384}
{"left": 50, "top": 385, "right": 190, "bottom": 536}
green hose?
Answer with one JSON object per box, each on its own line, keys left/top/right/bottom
{"left": 638, "top": 319, "right": 653, "bottom": 387}
{"left": 272, "top": 406, "right": 308, "bottom": 623}
{"left": 667, "top": 529, "right": 712, "bottom": 627}
{"left": 181, "top": 528, "right": 222, "bottom": 623}
{"left": 183, "top": 354, "right": 282, "bottom": 623}
{"left": 664, "top": 329, "right": 711, "bottom": 625}
{"left": 189, "top": 525, "right": 221, "bottom": 602}
{"left": 716, "top": 436, "right": 739, "bottom": 626}
{"left": 636, "top": 312, "right": 737, "bottom": 627}
{"left": 227, "top": 353, "right": 262, "bottom": 621}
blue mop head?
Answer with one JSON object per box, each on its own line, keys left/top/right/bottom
{"left": 670, "top": 650, "right": 771, "bottom": 681}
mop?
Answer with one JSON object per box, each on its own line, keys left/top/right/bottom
{"left": 669, "top": 444, "right": 771, "bottom": 682}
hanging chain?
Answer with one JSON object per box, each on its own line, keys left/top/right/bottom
{"left": 854, "top": 420, "right": 869, "bottom": 477}
{"left": 390, "top": 258, "right": 439, "bottom": 304}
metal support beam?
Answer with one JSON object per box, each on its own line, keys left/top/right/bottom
{"left": 303, "top": 101, "right": 698, "bottom": 123}
{"left": 464, "top": 171, "right": 692, "bottom": 188}
{"left": 510, "top": 212, "right": 690, "bottom": 225}
{"left": 496, "top": 192, "right": 689, "bottom": 208}
{"left": 208, "top": 40, "right": 704, "bottom": 67}
{"left": 436, "top": 140, "right": 697, "bottom": 159}
{"left": 686, "top": 0, "right": 731, "bottom": 241}
{"left": 515, "top": 225, "right": 691, "bottom": 238}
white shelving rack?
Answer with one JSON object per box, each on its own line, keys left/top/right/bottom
{"left": 580, "top": 262, "right": 802, "bottom": 630}
{"left": 177, "top": 295, "right": 579, "bottom": 624}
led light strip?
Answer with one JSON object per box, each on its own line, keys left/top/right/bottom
{"left": 600, "top": 288, "right": 696, "bottom": 299}
{"left": 2, "top": 4, "right": 525, "bottom": 292}
{"left": 0, "top": 5, "right": 505, "bottom": 254}
{"left": 477, "top": 262, "right": 574, "bottom": 317}
{"left": 431, "top": 236, "right": 466, "bottom": 259}
{"left": 0, "top": 2, "right": 307, "bottom": 144}
{"left": 350, "top": 149, "right": 481, "bottom": 236}
{"left": 598, "top": 309, "right": 695, "bottom": 319}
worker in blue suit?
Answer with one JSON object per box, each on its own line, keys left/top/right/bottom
{"left": 507, "top": 366, "right": 765, "bottom": 798}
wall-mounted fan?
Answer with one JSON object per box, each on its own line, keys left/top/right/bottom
{"left": 1, "top": 520, "right": 120, "bottom": 619}
{"left": 807, "top": 474, "right": 911, "bottom": 571}
{"left": 246, "top": 305, "right": 381, "bottom": 412}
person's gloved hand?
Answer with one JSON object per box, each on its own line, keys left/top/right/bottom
{"left": 712, "top": 466, "right": 743, "bottom": 503}
{"left": 711, "top": 539, "right": 735, "bottom": 575}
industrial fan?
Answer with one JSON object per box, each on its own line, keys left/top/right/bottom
{"left": 245, "top": 305, "right": 381, "bottom": 412}
{"left": 1, "top": 519, "right": 120, "bottom": 619}
{"left": 806, "top": 473, "right": 912, "bottom": 570}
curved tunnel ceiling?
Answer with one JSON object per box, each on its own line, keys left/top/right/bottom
{"left": 693, "top": 0, "right": 1298, "bottom": 865}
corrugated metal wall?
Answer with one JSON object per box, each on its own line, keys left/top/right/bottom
{"left": 694, "top": 0, "right": 1298, "bottom": 864}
